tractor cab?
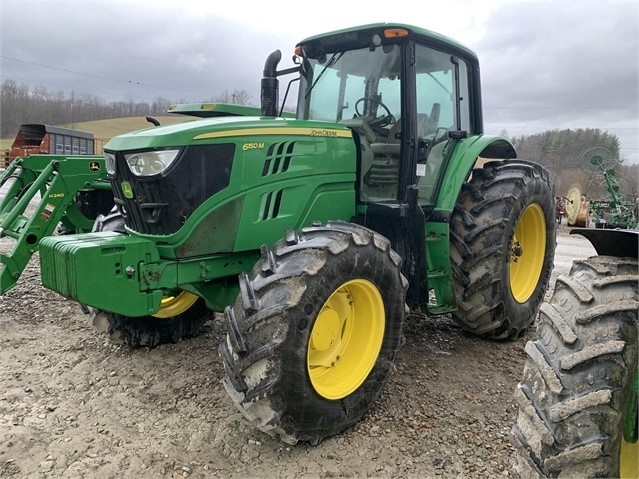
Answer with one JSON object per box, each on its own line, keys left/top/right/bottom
{"left": 293, "top": 24, "right": 480, "bottom": 208}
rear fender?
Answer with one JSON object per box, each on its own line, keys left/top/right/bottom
{"left": 433, "top": 134, "right": 516, "bottom": 211}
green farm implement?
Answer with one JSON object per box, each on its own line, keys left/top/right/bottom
{"left": 0, "top": 155, "right": 112, "bottom": 293}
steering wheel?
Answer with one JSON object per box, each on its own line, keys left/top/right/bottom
{"left": 354, "top": 97, "right": 396, "bottom": 128}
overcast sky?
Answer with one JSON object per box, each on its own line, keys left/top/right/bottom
{"left": 1, "top": 0, "right": 637, "bottom": 163}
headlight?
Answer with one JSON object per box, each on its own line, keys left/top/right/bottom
{"left": 104, "top": 152, "right": 116, "bottom": 175}
{"left": 124, "top": 149, "right": 180, "bottom": 176}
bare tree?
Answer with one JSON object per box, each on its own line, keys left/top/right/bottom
{"left": 212, "top": 89, "right": 251, "bottom": 105}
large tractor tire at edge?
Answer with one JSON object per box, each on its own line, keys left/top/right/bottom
{"left": 219, "top": 221, "right": 407, "bottom": 445}
{"left": 511, "top": 255, "right": 638, "bottom": 478}
{"left": 450, "top": 159, "right": 556, "bottom": 339}
{"left": 89, "top": 208, "right": 211, "bottom": 348}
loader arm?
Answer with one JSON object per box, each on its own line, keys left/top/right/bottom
{"left": 0, "top": 155, "right": 110, "bottom": 293}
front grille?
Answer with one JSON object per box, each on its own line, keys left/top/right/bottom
{"left": 109, "top": 144, "right": 235, "bottom": 235}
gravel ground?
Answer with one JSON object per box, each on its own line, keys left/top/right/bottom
{"left": 0, "top": 226, "right": 579, "bottom": 479}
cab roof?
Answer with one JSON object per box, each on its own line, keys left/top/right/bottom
{"left": 296, "top": 22, "right": 478, "bottom": 62}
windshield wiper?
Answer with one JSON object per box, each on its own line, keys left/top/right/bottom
{"left": 305, "top": 52, "right": 344, "bottom": 99}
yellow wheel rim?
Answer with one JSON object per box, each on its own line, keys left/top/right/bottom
{"left": 509, "top": 203, "right": 546, "bottom": 303}
{"left": 151, "top": 291, "right": 199, "bottom": 318}
{"left": 620, "top": 436, "right": 638, "bottom": 479}
{"left": 307, "top": 279, "right": 385, "bottom": 400}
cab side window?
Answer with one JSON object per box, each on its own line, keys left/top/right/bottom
{"left": 415, "top": 45, "right": 471, "bottom": 203}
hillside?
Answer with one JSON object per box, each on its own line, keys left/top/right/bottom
{"left": 1, "top": 115, "right": 192, "bottom": 151}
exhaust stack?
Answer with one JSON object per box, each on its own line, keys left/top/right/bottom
{"left": 261, "top": 49, "right": 282, "bottom": 117}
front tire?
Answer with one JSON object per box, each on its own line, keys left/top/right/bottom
{"left": 511, "top": 256, "right": 638, "bottom": 478}
{"left": 89, "top": 207, "right": 211, "bottom": 348}
{"left": 219, "top": 221, "right": 407, "bottom": 445}
{"left": 450, "top": 159, "right": 556, "bottom": 339}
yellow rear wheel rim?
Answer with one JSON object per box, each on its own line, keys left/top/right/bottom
{"left": 152, "top": 291, "right": 199, "bottom": 318}
{"left": 620, "top": 436, "right": 638, "bottom": 479}
{"left": 307, "top": 279, "right": 385, "bottom": 400}
{"left": 509, "top": 203, "right": 546, "bottom": 303}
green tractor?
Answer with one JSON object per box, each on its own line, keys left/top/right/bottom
{"left": 1, "top": 23, "right": 557, "bottom": 445}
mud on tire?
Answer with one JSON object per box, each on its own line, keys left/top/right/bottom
{"left": 450, "top": 159, "right": 556, "bottom": 339}
{"left": 219, "top": 221, "right": 407, "bottom": 445}
{"left": 511, "top": 256, "right": 638, "bottom": 478}
{"left": 90, "top": 300, "right": 210, "bottom": 348}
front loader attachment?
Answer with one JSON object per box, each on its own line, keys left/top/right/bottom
{"left": 0, "top": 155, "right": 112, "bottom": 293}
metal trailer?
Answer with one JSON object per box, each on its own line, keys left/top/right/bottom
{"left": 3, "top": 124, "right": 100, "bottom": 167}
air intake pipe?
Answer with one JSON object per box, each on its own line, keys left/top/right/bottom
{"left": 261, "top": 49, "right": 282, "bottom": 117}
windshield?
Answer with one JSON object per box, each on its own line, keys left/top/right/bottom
{"left": 298, "top": 45, "right": 402, "bottom": 125}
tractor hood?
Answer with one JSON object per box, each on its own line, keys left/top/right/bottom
{"left": 104, "top": 116, "right": 285, "bottom": 151}
{"left": 101, "top": 113, "right": 356, "bottom": 240}
{"left": 104, "top": 116, "right": 348, "bottom": 151}
{"left": 104, "top": 116, "right": 354, "bottom": 152}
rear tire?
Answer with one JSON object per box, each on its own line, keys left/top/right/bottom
{"left": 89, "top": 207, "right": 211, "bottom": 348}
{"left": 450, "top": 159, "right": 556, "bottom": 339}
{"left": 219, "top": 221, "right": 407, "bottom": 445}
{"left": 511, "top": 256, "right": 638, "bottom": 478}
